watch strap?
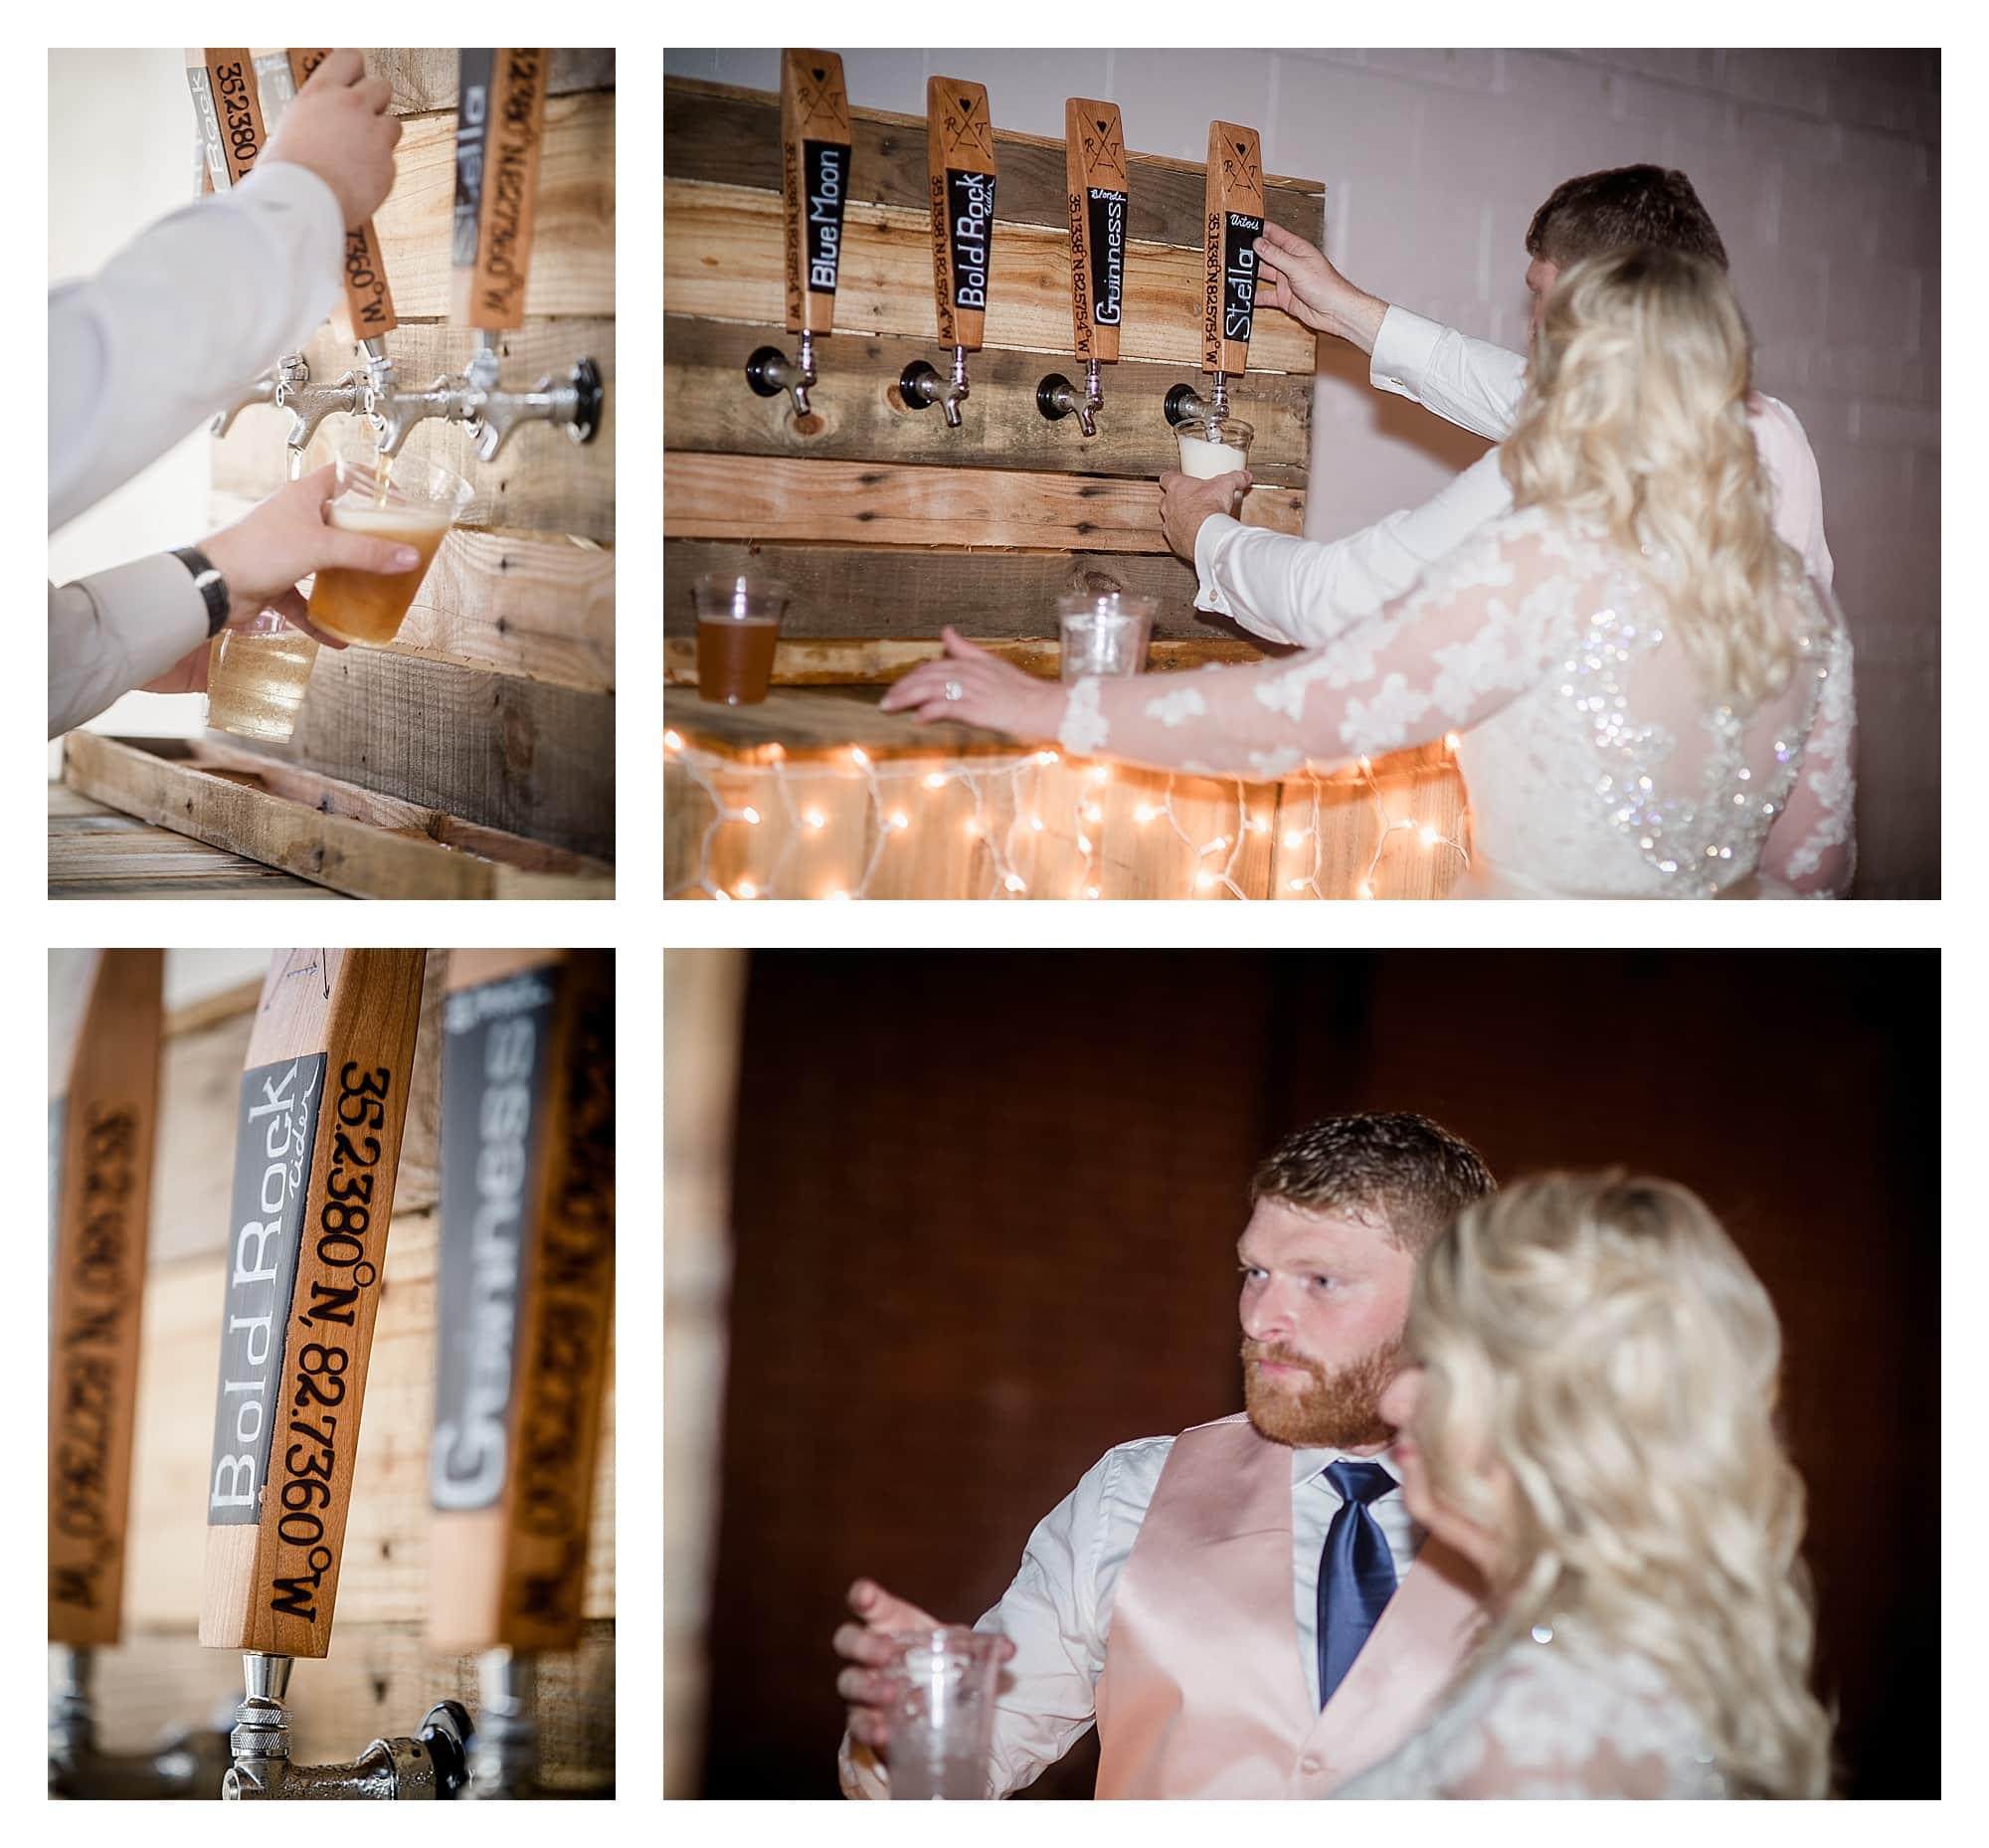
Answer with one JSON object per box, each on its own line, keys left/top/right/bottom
{"left": 170, "top": 545, "right": 230, "bottom": 636}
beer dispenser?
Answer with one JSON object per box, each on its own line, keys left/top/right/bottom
{"left": 50, "top": 952, "right": 233, "bottom": 1799}
{"left": 369, "top": 51, "right": 603, "bottom": 461}
{"left": 201, "top": 950, "right": 471, "bottom": 1800}
{"left": 429, "top": 950, "right": 615, "bottom": 1798}
{"left": 746, "top": 50, "right": 852, "bottom": 419}
{"left": 1038, "top": 98, "right": 1130, "bottom": 437}
{"left": 1165, "top": 120, "right": 1266, "bottom": 435}
{"left": 900, "top": 77, "right": 996, "bottom": 429}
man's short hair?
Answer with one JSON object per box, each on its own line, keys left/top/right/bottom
{"left": 1527, "top": 164, "right": 1729, "bottom": 273}
{"left": 1251, "top": 1112, "right": 1497, "bottom": 1257}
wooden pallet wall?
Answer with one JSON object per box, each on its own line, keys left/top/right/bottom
{"left": 63, "top": 965, "right": 616, "bottom": 1783}
{"left": 216, "top": 51, "right": 616, "bottom": 863}
{"left": 663, "top": 77, "right": 1324, "bottom": 661}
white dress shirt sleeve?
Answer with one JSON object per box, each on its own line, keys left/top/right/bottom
{"left": 1748, "top": 393, "right": 1836, "bottom": 590}
{"left": 49, "top": 160, "right": 345, "bottom": 534}
{"left": 1192, "top": 449, "right": 1516, "bottom": 647}
{"left": 48, "top": 557, "right": 207, "bottom": 738}
{"left": 1369, "top": 304, "right": 1528, "bottom": 443}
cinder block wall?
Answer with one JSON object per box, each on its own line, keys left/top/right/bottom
{"left": 666, "top": 48, "right": 1939, "bottom": 896}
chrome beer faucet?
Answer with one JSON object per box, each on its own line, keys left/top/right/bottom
{"left": 213, "top": 353, "right": 308, "bottom": 439}
{"left": 900, "top": 346, "right": 972, "bottom": 429}
{"left": 1035, "top": 364, "right": 1102, "bottom": 438}
{"left": 48, "top": 1645, "right": 233, "bottom": 1799}
{"left": 1165, "top": 374, "right": 1231, "bottom": 430}
{"left": 223, "top": 1653, "right": 471, "bottom": 1801}
{"left": 745, "top": 330, "right": 817, "bottom": 419}
{"left": 455, "top": 330, "right": 605, "bottom": 462}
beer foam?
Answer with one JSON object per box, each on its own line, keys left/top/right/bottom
{"left": 1177, "top": 435, "right": 1250, "bottom": 480}
{"left": 327, "top": 504, "right": 451, "bottom": 536}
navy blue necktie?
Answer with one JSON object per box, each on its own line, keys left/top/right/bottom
{"left": 1317, "top": 1459, "right": 1399, "bottom": 1709}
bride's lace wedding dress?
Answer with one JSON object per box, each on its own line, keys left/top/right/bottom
{"left": 1335, "top": 1626, "right": 1727, "bottom": 1799}
{"left": 1057, "top": 504, "right": 1856, "bottom": 897}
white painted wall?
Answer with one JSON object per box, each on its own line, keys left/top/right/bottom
{"left": 667, "top": 47, "right": 1941, "bottom": 895}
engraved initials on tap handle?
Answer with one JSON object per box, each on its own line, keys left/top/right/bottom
{"left": 1065, "top": 99, "right": 1128, "bottom": 365}
{"left": 288, "top": 50, "right": 400, "bottom": 345}
{"left": 927, "top": 77, "right": 996, "bottom": 352}
{"left": 199, "top": 950, "right": 427, "bottom": 1660}
{"left": 781, "top": 50, "right": 851, "bottom": 336}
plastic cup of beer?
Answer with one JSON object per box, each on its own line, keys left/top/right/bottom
{"left": 1175, "top": 414, "right": 1254, "bottom": 488}
{"left": 305, "top": 441, "right": 472, "bottom": 647}
{"left": 205, "top": 608, "right": 319, "bottom": 742}
{"left": 693, "top": 572, "right": 790, "bottom": 705}
{"left": 884, "top": 1627, "right": 1004, "bottom": 1800}
{"left": 1057, "top": 591, "right": 1156, "bottom": 681}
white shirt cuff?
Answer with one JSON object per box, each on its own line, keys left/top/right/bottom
{"left": 1192, "top": 512, "right": 1244, "bottom": 616}
{"left": 1368, "top": 304, "right": 1447, "bottom": 406}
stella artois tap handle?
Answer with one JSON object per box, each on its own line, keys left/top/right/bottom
{"left": 200, "top": 949, "right": 470, "bottom": 1800}
{"left": 900, "top": 76, "right": 995, "bottom": 430}
{"left": 1038, "top": 98, "right": 1129, "bottom": 438}
{"left": 48, "top": 952, "right": 230, "bottom": 1798}
{"left": 746, "top": 50, "right": 851, "bottom": 420}
{"left": 428, "top": 949, "right": 616, "bottom": 1798}
{"left": 1166, "top": 119, "right": 1266, "bottom": 431}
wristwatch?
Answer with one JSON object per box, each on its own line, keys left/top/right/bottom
{"left": 170, "top": 545, "right": 230, "bottom": 637}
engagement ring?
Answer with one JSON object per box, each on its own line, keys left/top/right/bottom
{"left": 944, "top": 680, "right": 965, "bottom": 702}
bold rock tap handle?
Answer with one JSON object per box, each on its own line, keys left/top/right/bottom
{"left": 200, "top": 950, "right": 428, "bottom": 1660}
{"left": 186, "top": 50, "right": 271, "bottom": 190}
{"left": 428, "top": 950, "right": 615, "bottom": 1657}
{"left": 288, "top": 50, "right": 400, "bottom": 349}
{"left": 1202, "top": 119, "right": 1266, "bottom": 380}
{"left": 49, "top": 951, "right": 165, "bottom": 1652}
{"left": 452, "top": 51, "right": 552, "bottom": 333}
{"left": 926, "top": 75, "right": 996, "bottom": 355}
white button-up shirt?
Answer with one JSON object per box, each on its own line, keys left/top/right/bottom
{"left": 838, "top": 1431, "right": 1420, "bottom": 1798}
{"left": 49, "top": 161, "right": 344, "bottom": 736}
{"left": 1194, "top": 304, "right": 1835, "bottom": 650}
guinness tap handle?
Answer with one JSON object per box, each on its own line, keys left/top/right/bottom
{"left": 200, "top": 950, "right": 427, "bottom": 1661}
{"left": 49, "top": 951, "right": 165, "bottom": 1650}
{"left": 1040, "top": 97, "right": 1128, "bottom": 434}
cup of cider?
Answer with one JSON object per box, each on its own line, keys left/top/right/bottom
{"left": 693, "top": 572, "right": 791, "bottom": 704}
{"left": 305, "top": 439, "right": 474, "bottom": 647}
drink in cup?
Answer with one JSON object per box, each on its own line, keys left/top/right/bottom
{"left": 884, "top": 1627, "right": 1004, "bottom": 1800}
{"left": 305, "top": 442, "right": 472, "bottom": 647}
{"left": 1057, "top": 591, "right": 1157, "bottom": 681}
{"left": 1175, "top": 413, "right": 1254, "bottom": 482}
{"left": 205, "top": 611, "right": 319, "bottom": 742}
{"left": 693, "top": 573, "right": 790, "bottom": 705}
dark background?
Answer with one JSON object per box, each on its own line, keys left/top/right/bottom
{"left": 696, "top": 951, "right": 1938, "bottom": 1798}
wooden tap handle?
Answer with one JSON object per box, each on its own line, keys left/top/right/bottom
{"left": 452, "top": 50, "right": 551, "bottom": 332}
{"left": 288, "top": 49, "right": 400, "bottom": 344}
{"left": 48, "top": 951, "right": 165, "bottom": 1648}
{"left": 428, "top": 950, "right": 614, "bottom": 1654}
{"left": 186, "top": 49, "right": 270, "bottom": 190}
{"left": 927, "top": 76, "right": 996, "bottom": 353}
{"left": 781, "top": 50, "right": 851, "bottom": 338}
{"left": 199, "top": 950, "right": 427, "bottom": 1659}
{"left": 1065, "top": 98, "right": 1128, "bottom": 365}
{"left": 1202, "top": 120, "right": 1266, "bottom": 377}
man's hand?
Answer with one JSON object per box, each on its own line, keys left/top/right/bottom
{"left": 834, "top": 1578, "right": 1014, "bottom": 1756}
{"left": 264, "top": 49, "right": 401, "bottom": 229}
{"left": 200, "top": 464, "right": 418, "bottom": 637}
{"left": 1253, "top": 221, "right": 1388, "bottom": 354}
{"left": 1160, "top": 467, "right": 1251, "bottom": 564}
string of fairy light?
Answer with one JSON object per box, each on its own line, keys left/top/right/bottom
{"left": 664, "top": 730, "right": 1470, "bottom": 900}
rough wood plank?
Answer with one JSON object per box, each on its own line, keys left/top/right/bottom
{"left": 370, "top": 48, "right": 616, "bottom": 114}
{"left": 366, "top": 92, "right": 614, "bottom": 320}
{"left": 49, "top": 807, "right": 336, "bottom": 900}
{"left": 663, "top": 453, "right": 1304, "bottom": 552}
{"left": 665, "top": 179, "right": 1321, "bottom": 374}
{"left": 64, "top": 734, "right": 614, "bottom": 896}
{"left": 663, "top": 78, "right": 1324, "bottom": 248}
{"left": 213, "top": 320, "right": 617, "bottom": 547}
{"left": 662, "top": 314, "right": 1311, "bottom": 481}
{"left": 226, "top": 649, "right": 616, "bottom": 862}
{"left": 665, "top": 635, "right": 1275, "bottom": 685}
{"left": 666, "top": 684, "right": 1017, "bottom": 761}
{"left": 65, "top": 1619, "right": 614, "bottom": 1788}
{"left": 662, "top": 538, "right": 1279, "bottom": 646}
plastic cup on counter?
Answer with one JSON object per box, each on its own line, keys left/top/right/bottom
{"left": 693, "top": 573, "right": 791, "bottom": 705}
{"left": 1056, "top": 591, "right": 1157, "bottom": 681}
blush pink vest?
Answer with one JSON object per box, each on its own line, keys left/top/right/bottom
{"left": 1093, "top": 1412, "right": 1483, "bottom": 1797}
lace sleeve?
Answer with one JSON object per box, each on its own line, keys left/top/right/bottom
{"left": 1761, "top": 597, "right": 1857, "bottom": 897}
{"left": 1057, "top": 513, "right": 1566, "bottom": 781}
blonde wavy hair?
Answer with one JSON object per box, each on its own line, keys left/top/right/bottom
{"left": 1502, "top": 248, "right": 1797, "bottom": 711}
{"left": 1407, "top": 1173, "right": 1833, "bottom": 1797}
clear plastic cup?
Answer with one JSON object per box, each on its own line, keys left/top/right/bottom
{"left": 693, "top": 573, "right": 791, "bottom": 705}
{"left": 884, "top": 1627, "right": 1004, "bottom": 1800}
{"left": 306, "top": 440, "right": 473, "bottom": 647}
{"left": 1175, "top": 414, "right": 1254, "bottom": 480}
{"left": 1057, "top": 591, "right": 1156, "bottom": 681}
{"left": 205, "top": 609, "right": 320, "bottom": 741}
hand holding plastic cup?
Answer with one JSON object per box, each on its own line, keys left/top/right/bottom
{"left": 884, "top": 1627, "right": 1004, "bottom": 1799}
{"left": 1057, "top": 591, "right": 1156, "bottom": 681}
{"left": 305, "top": 438, "right": 473, "bottom": 647}
{"left": 693, "top": 572, "right": 791, "bottom": 705}
{"left": 1175, "top": 414, "right": 1255, "bottom": 511}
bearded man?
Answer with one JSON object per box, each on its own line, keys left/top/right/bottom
{"left": 833, "top": 1113, "right": 1496, "bottom": 1798}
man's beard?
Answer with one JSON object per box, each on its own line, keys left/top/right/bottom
{"left": 1241, "top": 1335, "right": 1400, "bottom": 1450}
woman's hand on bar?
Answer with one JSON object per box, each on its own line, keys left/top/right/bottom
{"left": 1160, "top": 467, "right": 1252, "bottom": 563}
{"left": 880, "top": 629, "right": 1064, "bottom": 739}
